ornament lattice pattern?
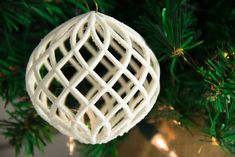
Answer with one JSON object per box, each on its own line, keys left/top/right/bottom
{"left": 26, "top": 12, "right": 160, "bottom": 144}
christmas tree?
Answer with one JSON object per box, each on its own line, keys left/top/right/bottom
{"left": 0, "top": 0, "right": 234, "bottom": 156}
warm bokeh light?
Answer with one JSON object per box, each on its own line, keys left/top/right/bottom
{"left": 151, "top": 133, "right": 179, "bottom": 157}
{"left": 172, "top": 119, "right": 181, "bottom": 125}
{"left": 67, "top": 136, "right": 76, "bottom": 156}
{"left": 169, "top": 150, "right": 178, "bottom": 157}
{"left": 211, "top": 137, "right": 219, "bottom": 146}
{"left": 151, "top": 134, "right": 169, "bottom": 151}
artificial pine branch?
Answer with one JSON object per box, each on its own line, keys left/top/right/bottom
{"left": 138, "top": 0, "right": 235, "bottom": 154}
{"left": 0, "top": 104, "right": 54, "bottom": 156}
{"left": 81, "top": 136, "right": 125, "bottom": 157}
{"left": 198, "top": 48, "right": 235, "bottom": 154}
{"left": 137, "top": 0, "right": 204, "bottom": 131}
{"left": 138, "top": 0, "right": 202, "bottom": 81}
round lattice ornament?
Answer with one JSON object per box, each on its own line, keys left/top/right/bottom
{"left": 25, "top": 11, "right": 160, "bottom": 144}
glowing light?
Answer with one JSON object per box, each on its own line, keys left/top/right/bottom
{"left": 172, "top": 119, "right": 181, "bottom": 125}
{"left": 169, "top": 106, "right": 175, "bottom": 110}
{"left": 67, "top": 136, "right": 76, "bottom": 156}
{"left": 158, "top": 105, "right": 175, "bottom": 111}
{"left": 151, "top": 132, "right": 179, "bottom": 157}
{"left": 197, "top": 146, "right": 203, "bottom": 154}
{"left": 223, "top": 52, "right": 229, "bottom": 59}
{"left": 211, "top": 137, "right": 219, "bottom": 146}
{"left": 169, "top": 151, "right": 178, "bottom": 157}
{"left": 151, "top": 134, "right": 169, "bottom": 151}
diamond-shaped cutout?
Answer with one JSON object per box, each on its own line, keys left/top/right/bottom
{"left": 112, "top": 80, "right": 122, "bottom": 94}
{"left": 131, "top": 55, "right": 142, "bottom": 69}
{"left": 94, "top": 58, "right": 109, "bottom": 79}
{"left": 47, "top": 97, "right": 52, "bottom": 108}
{"left": 82, "top": 110, "right": 103, "bottom": 131}
{"left": 95, "top": 56, "right": 117, "bottom": 82}
{"left": 79, "top": 45, "right": 93, "bottom": 62}
{"left": 127, "top": 63, "right": 136, "bottom": 76}
{"left": 75, "top": 76, "right": 99, "bottom": 99}
{"left": 82, "top": 22, "right": 89, "bottom": 34}
{"left": 128, "top": 56, "right": 142, "bottom": 78}
{"left": 64, "top": 38, "right": 71, "bottom": 51}
{"left": 108, "top": 38, "right": 124, "bottom": 61}
{"left": 55, "top": 47, "right": 64, "bottom": 63}
{"left": 34, "top": 83, "right": 38, "bottom": 90}
{"left": 94, "top": 96, "right": 105, "bottom": 110}
{"left": 38, "top": 91, "right": 43, "bottom": 100}
{"left": 56, "top": 108, "right": 60, "bottom": 116}
{"left": 144, "top": 73, "right": 154, "bottom": 93}
{"left": 120, "top": 74, "right": 130, "bottom": 83}
{"left": 48, "top": 78, "right": 64, "bottom": 97}
{"left": 79, "top": 37, "right": 99, "bottom": 63}
{"left": 47, "top": 58, "right": 52, "bottom": 66}
{"left": 84, "top": 113, "right": 92, "bottom": 130}
{"left": 115, "top": 74, "right": 133, "bottom": 99}
{"left": 146, "top": 73, "right": 153, "bottom": 83}
{"left": 61, "top": 61, "right": 78, "bottom": 80}
{"left": 133, "top": 90, "right": 141, "bottom": 99}
{"left": 39, "top": 64, "right": 48, "bottom": 79}
{"left": 38, "top": 91, "right": 47, "bottom": 106}
{"left": 65, "top": 93, "right": 81, "bottom": 114}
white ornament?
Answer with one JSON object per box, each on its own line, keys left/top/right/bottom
{"left": 26, "top": 11, "right": 160, "bottom": 144}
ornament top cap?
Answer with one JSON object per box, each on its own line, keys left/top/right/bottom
{"left": 26, "top": 11, "right": 160, "bottom": 144}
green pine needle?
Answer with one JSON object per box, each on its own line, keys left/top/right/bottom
{"left": 198, "top": 47, "right": 235, "bottom": 154}
{"left": 138, "top": 0, "right": 202, "bottom": 81}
